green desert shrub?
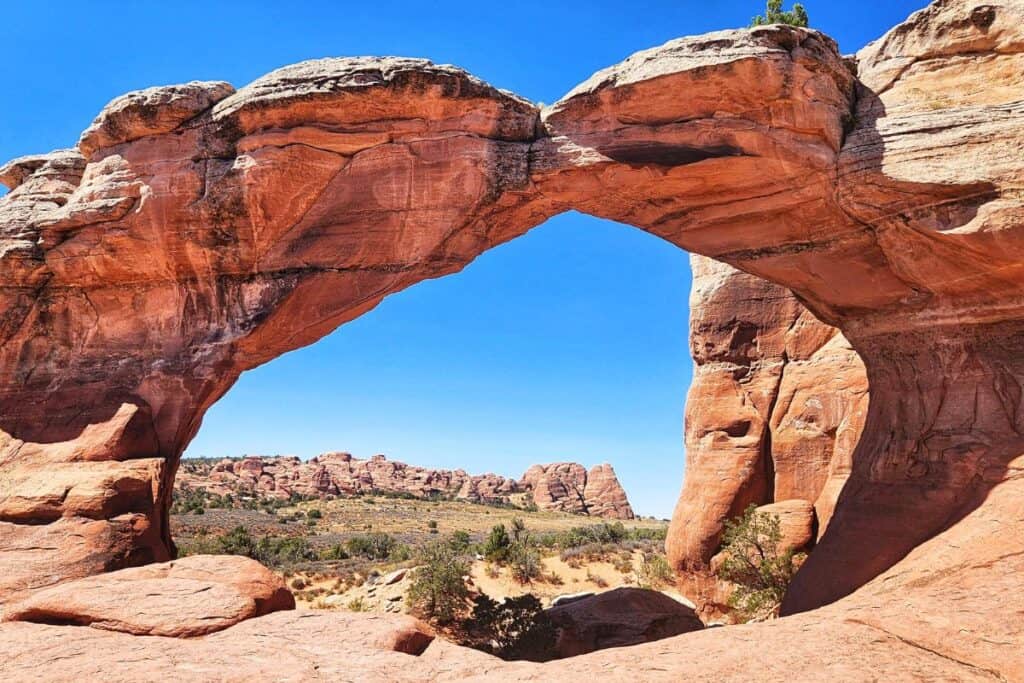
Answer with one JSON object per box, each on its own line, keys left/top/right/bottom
{"left": 406, "top": 540, "right": 471, "bottom": 624}
{"left": 636, "top": 552, "right": 674, "bottom": 589}
{"left": 255, "top": 535, "right": 318, "bottom": 566}
{"left": 216, "top": 525, "right": 258, "bottom": 557}
{"left": 509, "top": 517, "right": 527, "bottom": 543}
{"left": 448, "top": 530, "right": 472, "bottom": 554}
{"left": 319, "top": 543, "right": 350, "bottom": 561}
{"left": 750, "top": 0, "right": 809, "bottom": 27}
{"left": 186, "top": 526, "right": 317, "bottom": 567}
{"left": 170, "top": 485, "right": 232, "bottom": 514}
{"left": 714, "top": 504, "right": 805, "bottom": 620}
{"left": 483, "top": 523, "right": 511, "bottom": 562}
{"left": 463, "top": 594, "right": 556, "bottom": 661}
{"left": 345, "top": 532, "right": 405, "bottom": 560}
{"left": 508, "top": 543, "right": 543, "bottom": 584}
{"left": 554, "top": 522, "right": 628, "bottom": 548}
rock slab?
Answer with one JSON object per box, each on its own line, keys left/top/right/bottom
{"left": 2, "top": 555, "right": 294, "bottom": 637}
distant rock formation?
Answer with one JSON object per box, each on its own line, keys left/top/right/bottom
{"left": 520, "top": 463, "right": 634, "bottom": 519}
{"left": 174, "top": 453, "right": 635, "bottom": 519}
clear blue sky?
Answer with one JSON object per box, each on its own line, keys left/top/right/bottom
{"left": 1, "top": 1, "right": 927, "bottom": 518}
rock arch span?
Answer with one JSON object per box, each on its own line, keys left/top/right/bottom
{"left": 1, "top": 1, "right": 1022, "bottom": 644}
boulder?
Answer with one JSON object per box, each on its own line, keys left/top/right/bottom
{"left": 545, "top": 588, "right": 704, "bottom": 658}
{"left": 2, "top": 555, "right": 294, "bottom": 637}
{"left": 757, "top": 500, "right": 815, "bottom": 554}
{"left": 550, "top": 591, "right": 594, "bottom": 607}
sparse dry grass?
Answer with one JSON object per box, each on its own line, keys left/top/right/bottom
{"left": 171, "top": 495, "right": 674, "bottom": 614}
{"left": 173, "top": 495, "right": 666, "bottom": 556}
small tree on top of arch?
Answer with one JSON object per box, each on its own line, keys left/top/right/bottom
{"left": 750, "top": 0, "right": 809, "bottom": 28}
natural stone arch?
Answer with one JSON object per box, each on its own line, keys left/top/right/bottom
{"left": 1, "top": 0, "right": 1022, "bottom": 630}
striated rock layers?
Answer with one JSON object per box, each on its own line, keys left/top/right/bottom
{"left": 2, "top": 0, "right": 1024, "bottom": 677}
{"left": 175, "top": 453, "right": 635, "bottom": 519}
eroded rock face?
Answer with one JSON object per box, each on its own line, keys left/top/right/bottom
{"left": 0, "top": 9, "right": 1022, "bottom": 682}
{"left": 582, "top": 464, "right": 635, "bottom": 519}
{"left": 666, "top": 257, "right": 868, "bottom": 615}
{"left": 175, "top": 454, "right": 634, "bottom": 518}
{"left": 757, "top": 500, "right": 815, "bottom": 553}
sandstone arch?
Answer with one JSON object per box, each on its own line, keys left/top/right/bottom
{"left": 1, "top": 1, "right": 1022, "bottom": 645}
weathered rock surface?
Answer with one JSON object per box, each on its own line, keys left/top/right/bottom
{"left": 77, "top": 81, "right": 236, "bottom": 158}
{"left": 667, "top": 257, "right": 867, "bottom": 615}
{"left": 783, "top": 0, "right": 1024, "bottom": 615}
{"left": 545, "top": 587, "right": 704, "bottom": 658}
{"left": 175, "top": 453, "right": 634, "bottom": 518}
{"left": 757, "top": 499, "right": 815, "bottom": 553}
{"left": 2, "top": 554, "right": 293, "bottom": 637}
{"left": 1, "top": 0, "right": 1024, "bottom": 679}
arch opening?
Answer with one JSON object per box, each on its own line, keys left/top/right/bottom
{"left": 181, "top": 211, "right": 694, "bottom": 522}
{"left": 171, "top": 206, "right": 869, "bottom": 624}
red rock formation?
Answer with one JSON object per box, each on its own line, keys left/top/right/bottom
{"left": 582, "top": 464, "right": 634, "bottom": 519}
{"left": 1, "top": 29, "right": 858, "bottom": 601}
{"left": 517, "top": 462, "right": 634, "bottom": 518}
{"left": 524, "top": 462, "right": 589, "bottom": 516}
{"left": 666, "top": 257, "right": 868, "bottom": 615}
{"left": 1, "top": 1, "right": 1023, "bottom": 678}
{"left": 176, "top": 454, "right": 634, "bottom": 518}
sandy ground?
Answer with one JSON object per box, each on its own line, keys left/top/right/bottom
{"left": 291, "top": 551, "right": 691, "bottom": 616}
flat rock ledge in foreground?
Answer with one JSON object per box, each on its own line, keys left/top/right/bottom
{"left": 2, "top": 555, "right": 294, "bottom": 637}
